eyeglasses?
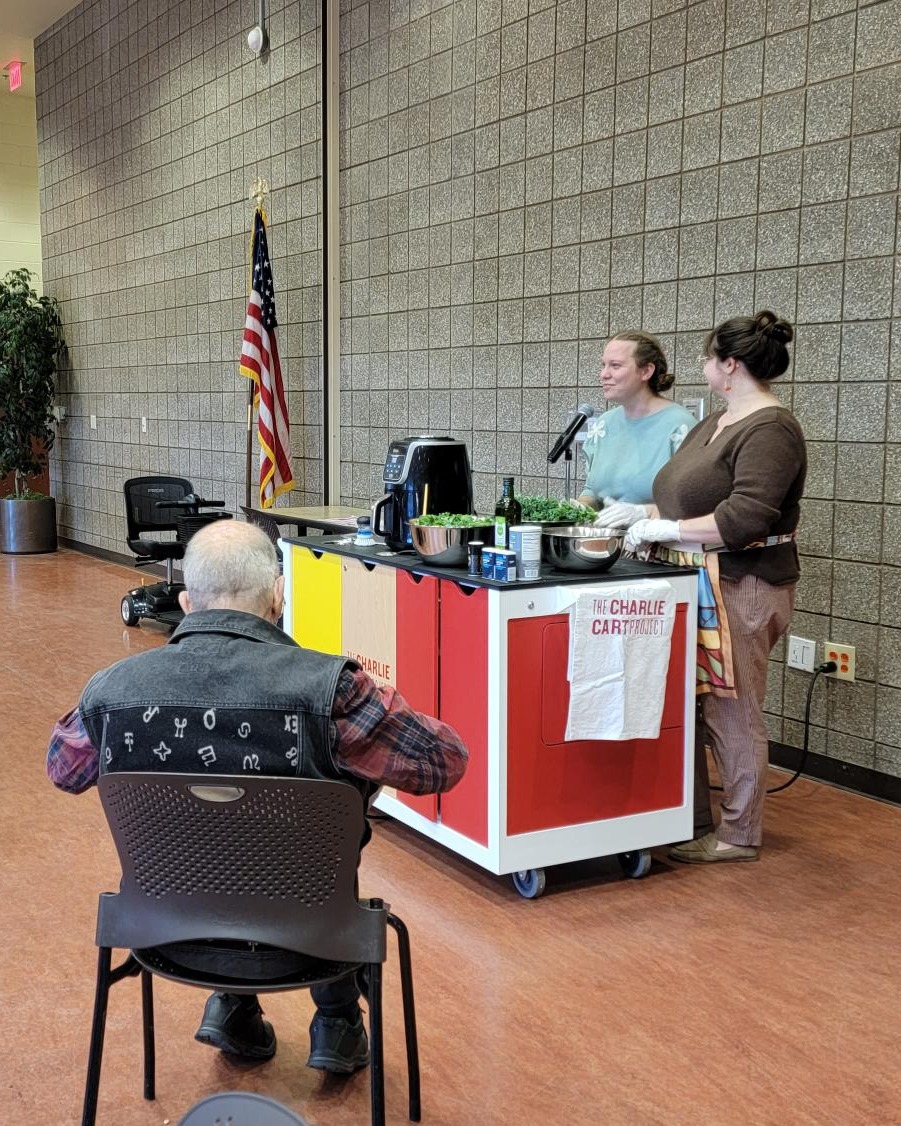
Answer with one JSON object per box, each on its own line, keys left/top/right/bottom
{"left": 696, "top": 354, "right": 711, "bottom": 365}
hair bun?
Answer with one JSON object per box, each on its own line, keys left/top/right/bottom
{"left": 754, "top": 309, "right": 794, "bottom": 345}
{"left": 655, "top": 369, "right": 675, "bottom": 392}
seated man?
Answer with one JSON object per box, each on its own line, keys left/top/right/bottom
{"left": 48, "top": 520, "right": 468, "bottom": 1074}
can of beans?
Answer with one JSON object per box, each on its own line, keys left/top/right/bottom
{"left": 467, "top": 540, "right": 484, "bottom": 577}
{"left": 481, "top": 547, "right": 497, "bottom": 580}
{"left": 509, "top": 524, "right": 542, "bottom": 581}
{"left": 493, "top": 548, "right": 517, "bottom": 583}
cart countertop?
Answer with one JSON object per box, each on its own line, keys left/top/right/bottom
{"left": 281, "top": 534, "right": 696, "bottom": 589}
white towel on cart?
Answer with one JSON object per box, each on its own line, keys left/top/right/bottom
{"left": 563, "top": 579, "right": 676, "bottom": 742}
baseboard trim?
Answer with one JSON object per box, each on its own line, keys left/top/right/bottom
{"left": 769, "top": 742, "right": 901, "bottom": 806}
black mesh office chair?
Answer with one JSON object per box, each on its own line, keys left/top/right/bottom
{"left": 121, "top": 477, "right": 231, "bottom": 627}
{"left": 81, "top": 773, "right": 421, "bottom": 1126}
{"left": 240, "top": 505, "right": 284, "bottom": 562}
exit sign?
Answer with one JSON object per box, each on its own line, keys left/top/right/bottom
{"left": 7, "top": 60, "right": 22, "bottom": 91}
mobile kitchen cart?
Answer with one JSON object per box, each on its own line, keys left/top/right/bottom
{"left": 282, "top": 536, "right": 698, "bottom": 897}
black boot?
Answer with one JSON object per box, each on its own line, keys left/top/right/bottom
{"left": 307, "top": 1008, "right": 369, "bottom": 1074}
{"left": 194, "top": 992, "right": 277, "bottom": 1060}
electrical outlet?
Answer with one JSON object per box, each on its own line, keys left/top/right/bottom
{"left": 787, "top": 635, "right": 816, "bottom": 672}
{"left": 141, "top": 416, "right": 147, "bottom": 433}
{"left": 825, "top": 642, "right": 856, "bottom": 682}
{"left": 90, "top": 414, "right": 97, "bottom": 429}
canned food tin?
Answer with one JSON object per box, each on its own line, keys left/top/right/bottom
{"left": 494, "top": 548, "right": 517, "bottom": 583}
{"left": 509, "top": 524, "right": 541, "bottom": 581}
{"left": 481, "top": 547, "right": 497, "bottom": 580}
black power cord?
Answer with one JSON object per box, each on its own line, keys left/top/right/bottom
{"left": 766, "top": 659, "right": 836, "bottom": 793}
{"left": 708, "top": 659, "right": 837, "bottom": 795}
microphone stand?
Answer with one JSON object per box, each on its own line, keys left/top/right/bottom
{"left": 564, "top": 446, "right": 573, "bottom": 501}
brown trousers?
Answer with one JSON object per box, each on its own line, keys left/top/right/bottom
{"left": 693, "top": 573, "right": 796, "bottom": 847}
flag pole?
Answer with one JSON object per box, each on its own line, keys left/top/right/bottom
{"left": 244, "top": 390, "right": 254, "bottom": 509}
{"left": 244, "top": 179, "right": 270, "bottom": 509}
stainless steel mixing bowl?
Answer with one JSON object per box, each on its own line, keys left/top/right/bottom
{"left": 541, "top": 525, "right": 623, "bottom": 572}
{"left": 409, "top": 519, "right": 495, "bottom": 566}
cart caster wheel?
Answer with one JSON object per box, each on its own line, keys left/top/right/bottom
{"left": 618, "top": 849, "right": 652, "bottom": 879}
{"left": 512, "top": 869, "right": 546, "bottom": 898}
{"left": 121, "top": 595, "right": 140, "bottom": 627}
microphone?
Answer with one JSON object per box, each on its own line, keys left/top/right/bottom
{"left": 547, "top": 403, "right": 595, "bottom": 464}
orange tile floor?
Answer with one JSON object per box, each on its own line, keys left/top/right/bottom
{"left": 3, "top": 548, "right": 900, "bottom": 1125}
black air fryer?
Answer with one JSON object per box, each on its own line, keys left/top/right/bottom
{"left": 372, "top": 436, "right": 473, "bottom": 550}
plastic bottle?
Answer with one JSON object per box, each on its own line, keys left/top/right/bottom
{"left": 354, "top": 516, "right": 375, "bottom": 548}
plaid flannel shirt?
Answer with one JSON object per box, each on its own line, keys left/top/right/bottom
{"left": 48, "top": 666, "right": 467, "bottom": 796}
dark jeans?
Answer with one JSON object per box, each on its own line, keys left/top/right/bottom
{"left": 311, "top": 973, "right": 362, "bottom": 1019}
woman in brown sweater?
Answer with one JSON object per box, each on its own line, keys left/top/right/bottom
{"left": 623, "top": 311, "right": 806, "bottom": 863}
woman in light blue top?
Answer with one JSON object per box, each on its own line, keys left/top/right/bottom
{"left": 577, "top": 331, "right": 698, "bottom": 519}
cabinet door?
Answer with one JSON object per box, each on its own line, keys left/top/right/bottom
{"left": 437, "top": 582, "right": 489, "bottom": 845}
{"left": 507, "top": 607, "right": 687, "bottom": 835}
{"left": 394, "top": 571, "right": 440, "bottom": 821}
{"left": 341, "top": 559, "right": 397, "bottom": 686}
{"left": 289, "top": 546, "right": 342, "bottom": 654}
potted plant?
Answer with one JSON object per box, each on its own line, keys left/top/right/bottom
{"left": 0, "top": 268, "right": 65, "bottom": 553}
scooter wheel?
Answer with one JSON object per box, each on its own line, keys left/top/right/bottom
{"left": 511, "top": 869, "right": 546, "bottom": 899}
{"left": 121, "top": 594, "right": 140, "bottom": 626}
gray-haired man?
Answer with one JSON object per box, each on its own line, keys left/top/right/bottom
{"left": 49, "top": 520, "right": 468, "bottom": 1074}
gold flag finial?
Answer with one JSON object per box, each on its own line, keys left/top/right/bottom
{"left": 249, "top": 177, "right": 270, "bottom": 211}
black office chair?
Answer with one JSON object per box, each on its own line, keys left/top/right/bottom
{"left": 81, "top": 773, "right": 421, "bottom": 1126}
{"left": 240, "top": 505, "right": 284, "bottom": 563}
{"left": 121, "top": 476, "right": 231, "bottom": 627}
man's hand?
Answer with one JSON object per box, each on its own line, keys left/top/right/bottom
{"left": 625, "top": 518, "right": 681, "bottom": 551}
{"left": 601, "top": 498, "right": 648, "bottom": 528}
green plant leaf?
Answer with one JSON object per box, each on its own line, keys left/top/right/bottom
{"left": 0, "top": 268, "right": 65, "bottom": 495}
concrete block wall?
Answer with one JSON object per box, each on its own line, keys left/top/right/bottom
{"left": 34, "top": 0, "right": 324, "bottom": 548}
{"left": 337, "top": 0, "right": 901, "bottom": 777}
{"left": 31, "top": 0, "right": 901, "bottom": 780}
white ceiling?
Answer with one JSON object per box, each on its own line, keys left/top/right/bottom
{"left": 0, "top": 0, "right": 82, "bottom": 97}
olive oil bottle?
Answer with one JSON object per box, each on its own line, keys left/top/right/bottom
{"left": 494, "top": 476, "right": 522, "bottom": 547}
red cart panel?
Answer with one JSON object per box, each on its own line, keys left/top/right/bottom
{"left": 506, "top": 607, "right": 687, "bottom": 836}
{"left": 394, "top": 570, "right": 440, "bottom": 821}
{"left": 438, "top": 582, "right": 489, "bottom": 845}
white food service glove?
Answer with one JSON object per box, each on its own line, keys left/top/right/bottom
{"left": 601, "top": 498, "right": 648, "bottom": 528}
{"left": 625, "top": 518, "right": 682, "bottom": 551}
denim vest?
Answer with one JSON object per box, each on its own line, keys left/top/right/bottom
{"left": 80, "top": 609, "right": 369, "bottom": 805}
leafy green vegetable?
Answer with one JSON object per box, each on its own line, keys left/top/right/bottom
{"left": 518, "top": 497, "right": 596, "bottom": 524}
{"left": 412, "top": 513, "right": 494, "bottom": 527}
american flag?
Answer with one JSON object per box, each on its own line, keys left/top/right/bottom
{"left": 239, "top": 209, "right": 294, "bottom": 508}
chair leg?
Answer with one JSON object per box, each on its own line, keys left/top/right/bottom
{"left": 388, "top": 913, "right": 421, "bottom": 1122}
{"left": 368, "top": 961, "right": 385, "bottom": 1126}
{"left": 81, "top": 947, "right": 113, "bottom": 1126}
{"left": 141, "top": 970, "right": 155, "bottom": 1100}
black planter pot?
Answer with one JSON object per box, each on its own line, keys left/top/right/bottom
{"left": 0, "top": 496, "right": 58, "bottom": 554}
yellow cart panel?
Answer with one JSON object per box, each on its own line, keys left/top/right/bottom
{"left": 289, "top": 544, "right": 342, "bottom": 654}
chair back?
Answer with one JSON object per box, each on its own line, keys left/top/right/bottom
{"left": 240, "top": 505, "right": 283, "bottom": 547}
{"left": 124, "top": 476, "right": 194, "bottom": 540}
{"left": 96, "top": 772, "right": 386, "bottom": 965}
